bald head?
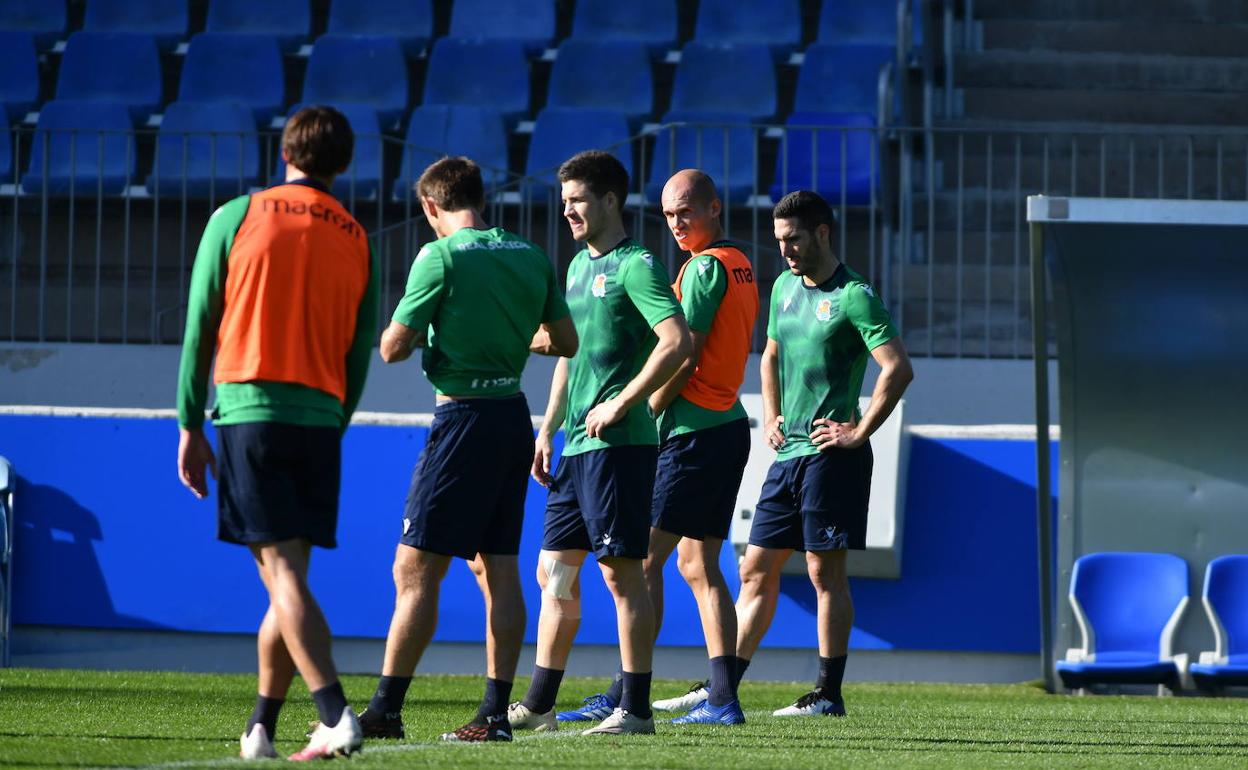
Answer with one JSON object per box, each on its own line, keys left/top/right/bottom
{"left": 661, "top": 169, "right": 723, "bottom": 253}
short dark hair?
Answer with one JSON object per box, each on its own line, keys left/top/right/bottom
{"left": 282, "top": 105, "right": 353, "bottom": 179}
{"left": 557, "top": 150, "right": 629, "bottom": 212}
{"left": 416, "top": 156, "right": 485, "bottom": 212}
{"left": 772, "top": 190, "right": 835, "bottom": 234}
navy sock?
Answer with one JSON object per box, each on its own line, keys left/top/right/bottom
{"left": 604, "top": 667, "right": 624, "bottom": 703}
{"left": 368, "top": 675, "right": 412, "bottom": 716}
{"left": 311, "top": 682, "right": 348, "bottom": 729}
{"left": 521, "top": 666, "right": 564, "bottom": 714}
{"left": 247, "top": 695, "right": 284, "bottom": 741}
{"left": 476, "top": 678, "right": 512, "bottom": 721}
{"left": 732, "top": 656, "right": 751, "bottom": 690}
{"left": 816, "top": 655, "right": 847, "bottom": 702}
{"left": 707, "top": 656, "right": 735, "bottom": 706}
{"left": 620, "top": 671, "right": 652, "bottom": 719}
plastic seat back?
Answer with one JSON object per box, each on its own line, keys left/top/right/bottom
{"left": 795, "top": 43, "right": 894, "bottom": 116}
{"left": 23, "top": 100, "right": 135, "bottom": 196}
{"left": 148, "top": 101, "right": 259, "bottom": 198}
{"left": 818, "top": 0, "right": 897, "bottom": 45}
{"left": 525, "top": 107, "right": 632, "bottom": 193}
{"left": 0, "top": 0, "right": 67, "bottom": 49}
{"left": 275, "top": 103, "right": 384, "bottom": 202}
{"left": 670, "top": 43, "right": 776, "bottom": 122}
{"left": 694, "top": 0, "right": 800, "bottom": 56}
{"left": 206, "top": 0, "right": 310, "bottom": 52}
{"left": 423, "top": 38, "right": 530, "bottom": 127}
{"left": 327, "top": 0, "right": 432, "bottom": 56}
{"left": 0, "top": 30, "right": 39, "bottom": 123}
{"left": 1205, "top": 555, "right": 1248, "bottom": 659}
{"left": 449, "top": 0, "right": 554, "bottom": 54}
{"left": 1071, "top": 552, "right": 1188, "bottom": 660}
{"left": 180, "top": 33, "right": 285, "bottom": 124}
{"left": 772, "top": 112, "right": 877, "bottom": 205}
{"left": 647, "top": 111, "right": 758, "bottom": 204}
{"left": 84, "top": 0, "right": 188, "bottom": 51}
{"left": 547, "top": 40, "right": 653, "bottom": 125}
{"left": 56, "top": 31, "right": 162, "bottom": 124}
{"left": 571, "top": 0, "right": 676, "bottom": 55}
{"left": 393, "top": 105, "right": 508, "bottom": 200}
{"left": 304, "top": 35, "right": 408, "bottom": 130}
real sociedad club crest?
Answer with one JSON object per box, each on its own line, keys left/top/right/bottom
{"left": 816, "top": 298, "right": 833, "bottom": 321}
{"left": 592, "top": 273, "right": 608, "bottom": 298}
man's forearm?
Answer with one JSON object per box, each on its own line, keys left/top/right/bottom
{"left": 760, "top": 350, "right": 781, "bottom": 424}
{"left": 615, "top": 336, "right": 688, "bottom": 414}
{"left": 540, "top": 358, "right": 570, "bottom": 436}
{"left": 854, "top": 363, "right": 912, "bottom": 440}
{"left": 648, "top": 357, "right": 696, "bottom": 414}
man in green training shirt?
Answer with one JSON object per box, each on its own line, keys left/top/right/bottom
{"left": 360, "top": 156, "right": 577, "bottom": 743}
{"left": 508, "top": 150, "right": 693, "bottom": 736}
{"left": 176, "top": 106, "right": 378, "bottom": 761}
{"left": 736, "top": 190, "right": 913, "bottom": 719}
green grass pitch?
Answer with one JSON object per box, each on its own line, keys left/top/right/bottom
{"left": 1, "top": 668, "right": 1245, "bottom": 768}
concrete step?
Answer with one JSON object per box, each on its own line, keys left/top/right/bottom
{"left": 957, "top": 51, "right": 1248, "bottom": 93}
{"left": 981, "top": 20, "right": 1248, "bottom": 56}
{"left": 974, "top": 0, "right": 1248, "bottom": 23}
{"left": 961, "top": 87, "right": 1248, "bottom": 126}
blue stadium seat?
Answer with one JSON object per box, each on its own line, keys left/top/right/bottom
{"left": 206, "top": 0, "right": 310, "bottom": 52}
{"left": 818, "top": 0, "right": 897, "bottom": 45}
{"left": 0, "top": 123, "right": 11, "bottom": 182}
{"left": 524, "top": 107, "right": 632, "bottom": 198}
{"left": 56, "top": 32, "right": 162, "bottom": 125}
{"left": 392, "top": 105, "right": 508, "bottom": 201}
{"left": 448, "top": 0, "right": 554, "bottom": 55}
{"left": 669, "top": 43, "right": 776, "bottom": 122}
{"left": 547, "top": 41, "right": 653, "bottom": 126}
{"left": 303, "top": 36, "right": 408, "bottom": 131}
{"left": 84, "top": 0, "right": 188, "bottom": 51}
{"left": 571, "top": 0, "right": 677, "bottom": 56}
{"left": 647, "top": 112, "right": 758, "bottom": 204}
{"left": 274, "top": 103, "right": 384, "bottom": 202}
{"left": 22, "top": 100, "right": 135, "bottom": 196}
{"left": 1055, "top": 552, "right": 1189, "bottom": 691}
{"left": 771, "top": 112, "right": 877, "bottom": 205}
{"left": 0, "top": 0, "right": 66, "bottom": 50}
{"left": 423, "top": 39, "right": 530, "bottom": 128}
{"left": 0, "top": 31, "right": 39, "bottom": 123}
{"left": 327, "top": 0, "right": 432, "bottom": 57}
{"left": 180, "top": 33, "right": 285, "bottom": 125}
{"left": 693, "top": 0, "right": 800, "bottom": 57}
{"left": 0, "top": 456, "right": 13, "bottom": 667}
{"left": 794, "top": 43, "right": 895, "bottom": 115}
{"left": 1191, "top": 555, "right": 1248, "bottom": 691}
{"left": 146, "top": 102, "right": 259, "bottom": 199}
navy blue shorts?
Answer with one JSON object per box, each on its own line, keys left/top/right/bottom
{"left": 651, "top": 418, "right": 751, "bottom": 541}
{"left": 749, "top": 443, "right": 873, "bottom": 552}
{"left": 217, "top": 422, "right": 342, "bottom": 549}
{"left": 543, "top": 445, "right": 658, "bottom": 559}
{"left": 401, "top": 395, "right": 533, "bottom": 560}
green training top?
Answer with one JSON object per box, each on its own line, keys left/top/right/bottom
{"left": 562, "top": 238, "right": 683, "bottom": 456}
{"left": 176, "top": 191, "right": 380, "bottom": 431}
{"left": 767, "top": 263, "right": 898, "bottom": 460}
{"left": 391, "top": 227, "right": 569, "bottom": 397}
{"left": 658, "top": 247, "right": 748, "bottom": 440}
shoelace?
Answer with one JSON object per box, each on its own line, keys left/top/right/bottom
{"left": 792, "top": 689, "right": 828, "bottom": 709}
{"left": 685, "top": 680, "right": 709, "bottom": 695}
{"left": 584, "top": 694, "right": 613, "bottom": 708}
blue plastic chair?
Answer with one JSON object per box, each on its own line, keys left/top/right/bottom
{"left": 524, "top": 107, "right": 632, "bottom": 199}
{"left": 274, "top": 103, "right": 384, "bottom": 202}
{"left": 84, "top": 0, "right": 188, "bottom": 51}
{"left": 571, "top": 0, "right": 677, "bottom": 56}
{"left": 693, "top": 0, "right": 800, "bottom": 58}
{"left": 146, "top": 102, "right": 259, "bottom": 199}
{"left": 392, "top": 105, "right": 508, "bottom": 201}
{"left": 206, "top": 0, "right": 310, "bottom": 52}
{"left": 448, "top": 0, "right": 554, "bottom": 55}
{"left": 771, "top": 112, "right": 877, "bottom": 205}
{"left": 0, "top": 0, "right": 66, "bottom": 50}
{"left": 1191, "top": 555, "right": 1248, "bottom": 691}
{"left": 423, "top": 39, "right": 530, "bottom": 129}
{"left": 327, "top": 0, "right": 432, "bottom": 58}
{"left": 0, "top": 31, "right": 39, "bottom": 123}
{"left": 304, "top": 35, "right": 408, "bottom": 131}
{"left": 0, "top": 456, "right": 14, "bottom": 667}
{"left": 0, "top": 125, "right": 10, "bottom": 185}
{"left": 818, "top": 0, "right": 898, "bottom": 45}
{"left": 646, "top": 112, "right": 758, "bottom": 205}
{"left": 1055, "top": 552, "right": 1189, "bottom": 691}
{"left": 547, "top": 40, "right": 653, "bottom": 127}
{"left": 56, "top": 31, "right": 162, "bottom": 125}
{"left": 669, "top": 43, "right": 776, "bottom": 122}
{"left": 180, "top": 33, "right": 285, "bottom": 125}
{"left": 22, "top": 100, "right": 135, "bottom": 196}
{"left": 794, "top": 43, "right": 895, "bottom": 116}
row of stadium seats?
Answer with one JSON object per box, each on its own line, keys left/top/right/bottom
{"left": 0, "top": 0, "right": 904, "bottom": 58}
{"left": 1057, "top": 552, "right": 1248, "bottom": 692}
{"left": 0, "top": 32, "right": 893, "bottom": 132}
{"left": 5, "top": 101, "right": 878, "bottom": 205}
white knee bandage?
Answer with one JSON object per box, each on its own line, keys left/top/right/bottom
{"left": 542, "top": 555, "right": 580, "bottom": 601}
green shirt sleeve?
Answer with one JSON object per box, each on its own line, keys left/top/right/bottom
{"left": 176, "top": 195, "right": 251, "bottom": 429}
{"left": 679, "top": 255, "right": 728, "bottom": 333}
{"left": 391, "top": 243, "right": 447, "bottom": 332}
{"left": 621, "top": 251, "right": 683, "bottom": 329}
{"left": 541, "top": 261, "right": 571, "bottom": 323}
{"left": 342, "top": 243, "right": 380, "bottom": 428}
{"left": 844, "top": 281, "right": 899, "bottom": 350}
{"left": 766, "top": 275, "right": 784, "bottom": 341}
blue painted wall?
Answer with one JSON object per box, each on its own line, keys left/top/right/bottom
{"left": 1, "top": 415, "right": 1056, "bottom": 654}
